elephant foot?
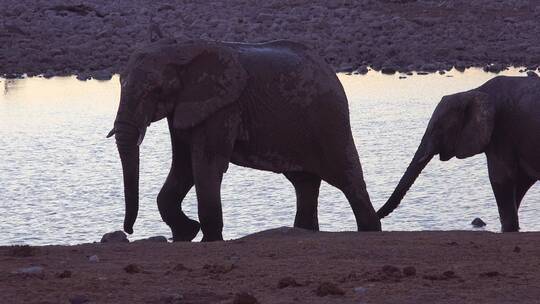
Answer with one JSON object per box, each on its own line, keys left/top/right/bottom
{"left": 171, "top": 218, "right": 201, "bottom": 242}
{"left": 501, "top": 223, "right": 520, "bottom": 233}
{"left": 201, "top": 230, "right": 223, "bottom": 242}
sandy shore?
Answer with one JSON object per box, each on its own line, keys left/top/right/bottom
{"left": 2, "top": 1, "right": 540, "bottom": 79}
{"left": 2, "top": 228, "right": 540, "bottom": 304}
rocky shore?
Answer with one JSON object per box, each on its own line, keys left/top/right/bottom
{"left": 2, "top": 0, "right": 540, "bottom": 80}
{"left": 2, "top": 228, "right": 540, "bottom": 304}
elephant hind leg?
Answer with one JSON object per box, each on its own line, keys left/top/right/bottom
{"left": 284, "top": 171, "right": 321, "bottom": 231}
{"left": 324, "top": 170, "right": 381, "bottom": 232}
{"left": 516, "top": 173, "right": 535, "bottom": 210}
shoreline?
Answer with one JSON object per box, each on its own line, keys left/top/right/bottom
{"left": 2, "top": 228, "right": 540, "bottom": 303}
{"left": 2, "top": 1, "right": 540, "bottom": 80}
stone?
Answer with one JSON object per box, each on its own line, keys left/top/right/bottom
{"left": 232, "top": 292, "right": 259, "bottom": 304}
{"left": 88, "top": 255, "right": 99, "bottom": 263}
{"left": 277, "top": 277, "right": 301, "bottom": 289}
{"left": 315, "top": 282, "right": 345, "bottom": 297}
{"left": 17, "top": 266, "right": 44, "bottom": 274}
{"left": 69, "top": 295, "right": 90, "bottom": 304}
{"left": 133, "top": 236, "right": 168, "bottom": 243}
{"left": 403, "top": 266, "right": 416, "bottom": 276}
{"left": 381, "top": 66, "right": 397, "bottom": 75}
{"left": 7, "top": 245, "right": 39, "bottom": 257}
{"left": 382, "top": 265, "right": 401, "bottom": 277}
{"left": 513, "top": 246, "right": 521, "bottom": 253}
{"left": 101, "top": 231, "right": 129, "bottom": 243}
{"left": 354, "top": 286, "right": 367, "bottom": 296}
{"left": 124, "top": 263, "right": 141, "bottom": 274}
{"left": 56, "top": 270, "right": 72, "bottom": 279}
{"left": 471, "top": 217, "right": 486, "bottom": 228}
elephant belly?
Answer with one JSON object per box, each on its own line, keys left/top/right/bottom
{"left": 230, "top": 143, "right": 304, "bottom": 173}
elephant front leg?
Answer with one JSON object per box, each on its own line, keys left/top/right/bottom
{"left": 192, "top": 153, "right": 228, "bottom": 242}
{"left": 490, "top": 180, "right": 519, "bottom": 232}
{"left": 487, "top": 153, "right": 520, "bottom": 232}
{"left": 157, "top": 173, "right": 200, "bottom": 242}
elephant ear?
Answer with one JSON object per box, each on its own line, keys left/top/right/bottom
{"left": 455, "top": 91, "right": 495, "bottom": 159}
{"left": 172, "top": 46, "right": 247, "bottom": 129}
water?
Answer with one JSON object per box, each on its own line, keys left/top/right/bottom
{"left": 1, "top": 69, "right": 539, "bottom": 245}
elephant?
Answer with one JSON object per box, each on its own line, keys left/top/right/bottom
{"left": 107, "top": 39, "right": 381, "bottom": 242}
{"left": 377, "top": 75, "right": 540, "bottom": 232}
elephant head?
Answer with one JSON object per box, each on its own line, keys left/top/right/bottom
{"left": 377, "top": 90, "right": 495, "bottom": 218}
{"left": 107, "top": 41, "right": 247, "bottom": 234}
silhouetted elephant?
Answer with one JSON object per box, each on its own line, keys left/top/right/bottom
{"left": 107, "top": 39, "right": 381, "bottom": 241}
{"left": 378, "top": 76, "right": 540, "bottom": 232}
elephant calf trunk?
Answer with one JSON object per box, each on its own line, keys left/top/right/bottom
{"left": 377, "top": 147, "right": 433, "bottom": 219}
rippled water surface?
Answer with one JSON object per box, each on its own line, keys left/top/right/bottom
{"left": 1, "top": 69, "right": 539, "bottom": 245}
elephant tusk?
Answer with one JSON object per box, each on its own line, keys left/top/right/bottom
{"left": 106, "top": 128, "right": 116, "bottom": 138}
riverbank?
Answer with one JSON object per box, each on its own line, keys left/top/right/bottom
{"left": 2, "top": 228, "right": 539, "bottom": 304}
{"left": 2, "top": 0, "right": 540, "bottom": 79}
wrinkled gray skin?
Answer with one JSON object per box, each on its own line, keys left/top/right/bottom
{"left": 378, "top": 76, "right": 540, "bottom": 232}
{"left": 108, "top": 39, "right": 381, "bottom": 242}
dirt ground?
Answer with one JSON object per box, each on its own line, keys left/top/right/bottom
{"left": 2, "top": 228, "right": 539, "bottom": 304}
{"left": 2, "top": 0, "right": 540, "bottom": 79}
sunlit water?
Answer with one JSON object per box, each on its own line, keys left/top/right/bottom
{"left": 1, "top": 69, "right": 539, "bottom": 245}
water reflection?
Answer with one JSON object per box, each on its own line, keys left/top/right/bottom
{"left": 0, "top": 69, "right": 537, "bottom": 245}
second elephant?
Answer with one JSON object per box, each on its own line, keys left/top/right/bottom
{"left": 378, "top": 75, "right": 540, "bottom": 232}
{"left": 108, "top": 39, "right": 382, "bottom": 241}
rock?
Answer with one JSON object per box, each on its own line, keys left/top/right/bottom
{"left": 479, "top": 271, "right": 500, "bottom": 278}
{"left": 7, "top": 245, "right": 39, "bottom": 257}
{"left": 277, "top": 277, "right": 302, "bottom": 289}
{"left": 353, "top": 286, "right": 367, "bottom": 296}
{"left": 513, "top": 246, "right": 521, "bottom": 253}
{"left": 124, "top": 263, "right": 141, "bottom": 274}
{"left": 203, "top": 263, "right": 235, "bottom": 274}
{"left": 69, "top": 295, "right": 90, "bottom": 304}
{"left": 527, "top": 70, "right": 538, "bottom": 77}
{"left": 88, "top": 255, "right": 99, "bottom": 263}
{"left": 381, "top": 66, "right": 397, "bottom": 75}
{"left": 56, "top": 270, "right": 72, "bottom": 279}
{"left": 403, "top": 266, "right": 416, "bottom": 277}
{"left": 92, "top": 70, "right": 113, "bottom": 81}
{"left": 160, "top": 294, "right": 184, "bottom": 304}
{"left": 16, "top": 266, "right": 45, "bottom": 279}
{"left": 17, "top": 266, "right": 44, "bottom": 274}
{"left": 483, "top": 64, "right": 504, "bottom": 73}
{"left": 382, "top": 265, "right": 401, "bottom": 277}
{"left": 133, "top": 236, "right": 168, "bottom": 243}
{"left": 315, "top": 282, "right": 345, "bottom": 297}
{"left": 101, "top": 231, "right": 129, "bottom": 243}
{"left": 471, "top": 217, "right": 486, "bottom": 228}
{"left": 232, "top": 292, "right": 259, "bottom": 304}
{"left": 443, "top": 270, "right": 457, "bottom": 278}
{"left": 356, "top": 65, "right": 369, "bottom": 74}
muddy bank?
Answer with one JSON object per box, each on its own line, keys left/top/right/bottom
{"left": 2, "top": 228, "right": 540, "bottom": 303}
{"left": 2, "top": 0, "right": 540, "bottom": 79}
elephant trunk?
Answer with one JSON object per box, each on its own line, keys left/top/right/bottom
{"left": 114, "top": 121, "right": 142, "bottom": 234}
{"left": 377, "top": 139, "right": 434, "bottom": 219}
